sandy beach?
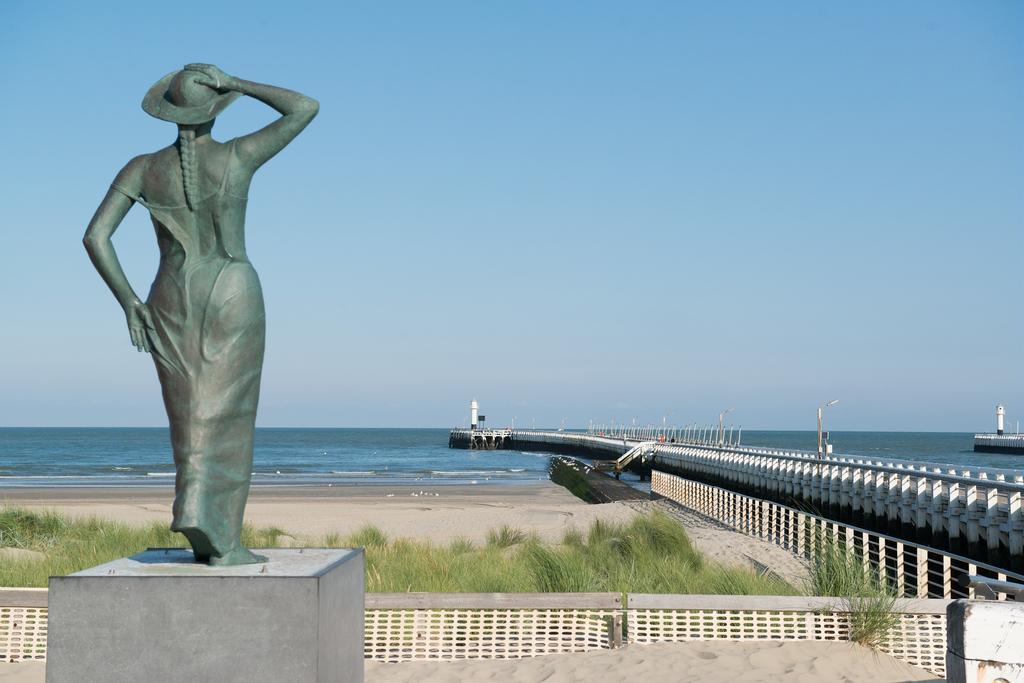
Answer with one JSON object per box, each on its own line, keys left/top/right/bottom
{"left": 0, "top": 641, "right": 939, "bottom": 683}
{"left": 0, "top": 482, "right": 636, "bottom": 545}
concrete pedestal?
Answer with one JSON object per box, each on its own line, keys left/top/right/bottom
{"left": 46, "top": 548, "right": 364, "bottom": 683}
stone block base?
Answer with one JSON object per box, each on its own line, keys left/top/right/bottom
{"left": 47, "top": 548, "right": 364, "bottom": 683}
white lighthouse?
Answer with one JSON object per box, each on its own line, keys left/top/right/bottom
{"left": 470, "top": 399, "right": 479, "bottom": 431}
{"left": 997, "top": 404, "right": 1005, "bottom": 436}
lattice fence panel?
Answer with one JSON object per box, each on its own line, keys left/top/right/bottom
{"left": 629, "top": 609, "right": 817, "bottom": 642}
{"left": 628, "top": 609, "right": 945, "bottom": 678}
{"left": 877, "top": 613, "right": 946, "bottom": 678}
{"left": 364, "top": 608, "right": 616, "bottom": 662}
{"left": 0, "top": 607, "right": 47, "bottom": 663}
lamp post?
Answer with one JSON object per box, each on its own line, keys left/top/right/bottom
{"left": 817, "top": 399, "right": 840, "bottom": 458}
{"left": 718, "top": 408, "right": 734, "bottom": 446}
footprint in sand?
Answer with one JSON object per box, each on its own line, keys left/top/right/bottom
{"left": 697, "top": 651, "right": 718, "bottom": 660}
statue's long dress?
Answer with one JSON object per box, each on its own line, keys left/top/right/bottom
{"left": 114, "top": 141, "right": 264, "bottom": 560}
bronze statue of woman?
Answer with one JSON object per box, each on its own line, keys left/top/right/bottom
{"left": 84, "top": 64, "right": 318, "bottom": 565}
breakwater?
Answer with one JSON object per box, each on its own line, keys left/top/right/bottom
{"left": 483, "top": 430, "right": 1024, "bottom": 574}
{"left": 974, "top": 433, "right": 1024, "bottom": 454}
{"left": 548, "top": 456, "right": 647, "bottom": 504}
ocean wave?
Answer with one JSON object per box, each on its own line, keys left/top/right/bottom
{"left": 429, "top": 470, "right": 522, "bottom": 476}
{"left": 0, "top": 475, "right": 96, "bottom": 479}
{"left": 146, "top": 472, "right": 175, "bottom": 477}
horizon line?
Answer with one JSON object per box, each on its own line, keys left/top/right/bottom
{"left": 0, "top": 425, "right": 986, "bottom": 434}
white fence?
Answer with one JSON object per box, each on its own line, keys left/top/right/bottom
{"left": 0, "top": 589, "right": 46, "bottom": 665}
{"left": 0, "top": 589, "right": 949, "bottom": 676}
{"left": 364, "top": 593, "right": 621, "bottom": 661}
{"left": 651, "top": 469, "right": 1024, "bottom": 600}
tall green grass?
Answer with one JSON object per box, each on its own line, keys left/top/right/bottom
{"left": 0, "top": 507, "right": 287, "bottom": 588}
{"left": 806, "top": 534, "right": 901, "bottom": 647}
{"left": 1, "top": 507, "right": 794, "bottom": 596}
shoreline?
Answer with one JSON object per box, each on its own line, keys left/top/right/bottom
{"left": 0, "top": 481, "right": 641, "bottom": 544}
{"left": 0, "top": 478, "right": 552, "bottom": 492}
{"left": 0, "top": 481, "right": 559, "bottom": 501}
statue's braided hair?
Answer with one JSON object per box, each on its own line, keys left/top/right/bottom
{"left": 178, "top": 128, "right": 198, "bottom": 210}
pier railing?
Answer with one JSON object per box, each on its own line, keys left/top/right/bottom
{"left": 448, "top": 428, "right": 513, "bottom": 450}
{"left": 652, "top": 470, "right": 1024, "bottom": 601}
{"left": 511, "top": 430, "right": 1024, "bottom": 573}
{"left": 0, "top": 588, "right": 949, "bottom": 676}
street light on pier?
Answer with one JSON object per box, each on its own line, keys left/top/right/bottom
{"left": 718, "top": 408, "right": 734, "bottom": 446}
{"left": 817, "top": 400, "right": 840, "bottom": 458}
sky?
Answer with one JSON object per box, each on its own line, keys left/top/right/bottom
{"left": 0, "top": 1, "right": 1021, "bottom": 431}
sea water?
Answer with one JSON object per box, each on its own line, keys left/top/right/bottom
{"left": 0, "top": 428, "right": 1018, "bottom": 488}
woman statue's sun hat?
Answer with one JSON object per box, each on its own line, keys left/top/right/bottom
{"left": 142, "top": 68, "right": 241, "bottom": 125}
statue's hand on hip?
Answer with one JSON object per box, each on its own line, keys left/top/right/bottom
{"left": 125, "top": 301, "right": 155, "bottom": 354}
{"left": 184, "top": 63, "right": 236, "bottom": 93}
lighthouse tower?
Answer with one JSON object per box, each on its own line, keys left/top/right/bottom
{"left": 997, "top": 404, "right": 1005, "bottom": 436}
{"left": 470, "top": 399, "right": 479, "bottom": 431}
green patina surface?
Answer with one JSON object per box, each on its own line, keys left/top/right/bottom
{"left": 83, "top": 64, "right": 318, "bottom": 565}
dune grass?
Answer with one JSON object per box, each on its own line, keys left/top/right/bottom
{"left": 359, "top": 513, "right": 799, "bottom": 594}
{"left": 1, "top": 506, "right": 795, "bottom": 596}
{"left": 0, "top": 507, "right": 289, "bottom": 588}
{"left": 807, "top": 535, "right": 902, "bottom": 647}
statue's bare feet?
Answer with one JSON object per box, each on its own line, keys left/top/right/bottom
{"left": 208, "top": 546, "right": 268, "bottom": 566}
{"left": 178, "top": 526, "right": 216, "bottom": 562}
{"left": 178, "top": 526, "right": 266, "bottom": 566}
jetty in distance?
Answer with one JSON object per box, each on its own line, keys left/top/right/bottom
{"left": 974, "top": 404, "right": 1024, "bottom": 454}
{"left": 449, "top": 401, "right": 1024, "bottom": 599}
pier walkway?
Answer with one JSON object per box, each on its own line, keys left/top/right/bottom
{"left": 458, "top": 428, "right": 1024, "bottom": 598}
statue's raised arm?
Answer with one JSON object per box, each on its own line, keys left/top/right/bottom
{"left": 184, "top": 63, "right": 319, "bottom": 172}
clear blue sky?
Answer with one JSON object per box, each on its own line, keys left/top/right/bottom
{"left": 1, "top": 1, "right": 1021, "bottom": 430}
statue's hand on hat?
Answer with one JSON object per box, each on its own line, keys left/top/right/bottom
{"left": 184, "top": 63, "right": 235, "bottom": 93}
